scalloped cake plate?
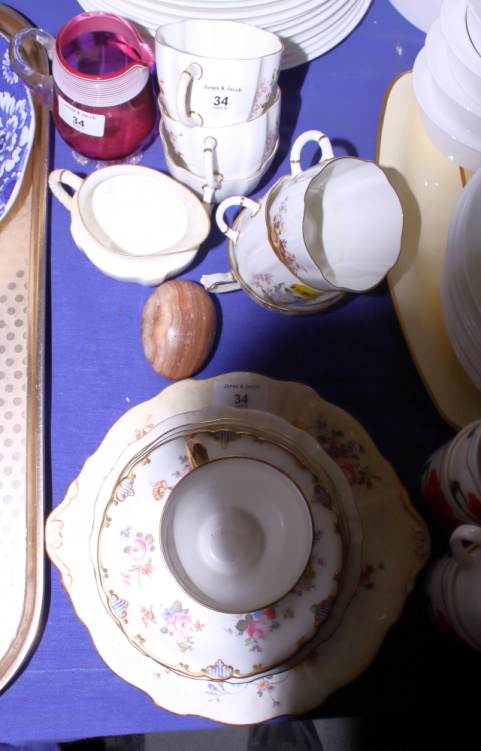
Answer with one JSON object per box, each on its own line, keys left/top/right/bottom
{"left": 46, "top": 374, "right": 429, "bottom": 723}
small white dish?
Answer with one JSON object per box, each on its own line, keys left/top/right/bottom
{"left": 161, "top": 455, "right": 313, "bottom": 614}
{"left": 0, "top": 31, "right": 35, "bottom": 223}
{"left": 93, "top": 408, "right": 347, "bottom": 680}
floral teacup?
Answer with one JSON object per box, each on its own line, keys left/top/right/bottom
{"left": 158, "top": 86, "right": 280, "bottom": 184}
{"left": 155, "top": 19, "right": 283, "bottom": 127}
{"left": 224, "top": 182, "right": 344, "bottom": 314}
{"left": 268, "top": 131, "right": 403, "bottom": 293}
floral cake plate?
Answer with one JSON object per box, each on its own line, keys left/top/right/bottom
{"left": 0, "top": 30, "right": 35, "bottom": 223}
{"left": 93, "top": 417, "right": 346, "bottom": 680}
{"left": 46, "top": 373, "right": 430, "bottom": 724}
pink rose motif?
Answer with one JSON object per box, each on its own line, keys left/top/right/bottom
{"left": 334, "top": 457, "right": 359, "bottom": 485}
{"left": 167, "top": 611, "right": 191, "bottom": 635}
{"left": 152, "top": 480, "right": 168, "bottom": 500}
{"left": 245, "top": 616, "right": 271, "bottom": 640}
{"left": 128, "top": 536, "right": 147, "bottom": 561}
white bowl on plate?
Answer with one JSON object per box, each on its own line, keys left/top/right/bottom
{"left": 161, "top": 455, "right": 314, "bottom": 613}
{"left": 90, "top": 404, "right": 357, "bottom": 682}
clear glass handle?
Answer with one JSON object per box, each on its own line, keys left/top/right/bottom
{"left": 9, "top": 28, "right": 55, "bottom": 109}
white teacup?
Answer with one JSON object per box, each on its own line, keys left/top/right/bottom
{"left": 215, "top": 172, "right": 344, "bottom": 314}
{"left": 268, "top": 131, "right": 403, "bottom": 293}
{"left": 160, "top": 121, "right": 279, "bottom": 203}
{"left": 159, "top": 86, "right": 280, "bottom": 183}
{"left": 48, "top": 165, "right": 210, "bottom": 285}
{"left": 155, "top": 19, "right": 283, "bottom": 128}
{"left": 161, "top": 451, "right": 313, "bottom": 613}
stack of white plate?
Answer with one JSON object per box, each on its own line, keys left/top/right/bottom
{"left": 76, "top": 0, "right": 372, "bottom": 68}
{"left": 441, "top": 169, "right": 481, "bottom": 391}
{"left": 413, "top": 0, "right": 481, "bottom": 170}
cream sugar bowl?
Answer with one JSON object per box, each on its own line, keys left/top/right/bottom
{"left": 155, "top": 19, "right": 283, "bottom": 128}
{"left": 160, "top": 121, "right": 279, "bottom": 203}
{"left": 159, "top": 85, "right": 280, "bottom": 185}
{"left": 426, "top": 524, "right": 481, "bottom": 651}
{"left": 48, "top": 165, "right": 211, "bottom": 285}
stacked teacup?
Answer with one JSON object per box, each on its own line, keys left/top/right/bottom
{"left": 412, "top": 0, "right": 481, "bottom": 170}
{"left": 210, "top": 130, "right": 403, "bottom": 314}
{"left": 155, "top": 19, "right": 283, "bottom": 203}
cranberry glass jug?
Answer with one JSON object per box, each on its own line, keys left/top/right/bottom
{"left": 10, "top": 12, "right": 157, "bottom": 161}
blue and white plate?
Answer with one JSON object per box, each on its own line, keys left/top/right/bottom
{"left": 0, "top": 31, "right": 35, "bottom": 223}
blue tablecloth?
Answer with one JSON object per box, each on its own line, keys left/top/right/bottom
{"left": 1, "top": 0, "right": 478, "bottom": 741}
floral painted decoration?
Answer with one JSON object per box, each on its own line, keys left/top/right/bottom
{"left": 315, "top": 419, "right": 382, "bottom": 488}
{"left": 249, "top": 69, "right": 278, "bottom": 120}
{"left": 0, "top": 36, "right": 34, "bottom": 219}
{"left": 235, "top": 607, "right": 280, "bottom": 652}
{"left": 270, "top": 198, "right": 307, "bottom": 276}
{"left": 159, "top": 600, "right": 205, "bottom": 653}
{"left": 251, "top": 273, "right": 320, "bottom": 307}
{"left": 123, "top": 531, "right": 156, "bottom": 585}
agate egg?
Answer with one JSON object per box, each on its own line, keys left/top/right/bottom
{"left": 141, "top": 280, "right": 216, "bottom": 380}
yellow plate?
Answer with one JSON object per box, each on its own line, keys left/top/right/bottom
{"left": 377, "top": 71, "right": 481, "bottom": 429}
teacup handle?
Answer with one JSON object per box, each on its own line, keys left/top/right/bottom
{"left": 450, "top": 524, "right": 481, "bottom": 569}
{"left": 290, "top": 130, "right": 334, "bottom": 177}
{"left": 216, "top": 196, "right": 261, "bottom": 243}
{"left": 204, "top": 136, "right": 218, "bottom": 191}
{"left": 48, "top": 169, "right": 84, "bottom": 212}
{"left": 9, "top": 28, "right": 56, "bottom": 109}
{"left": 200, "top": 271, "right": 241, "bottom": 293}
{"left": 177, "top": 62, "right": 203, "bottom": 128}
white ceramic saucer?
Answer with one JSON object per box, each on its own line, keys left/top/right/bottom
{"left": 47, "top": 374, "right": 429, "bottom": 724}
